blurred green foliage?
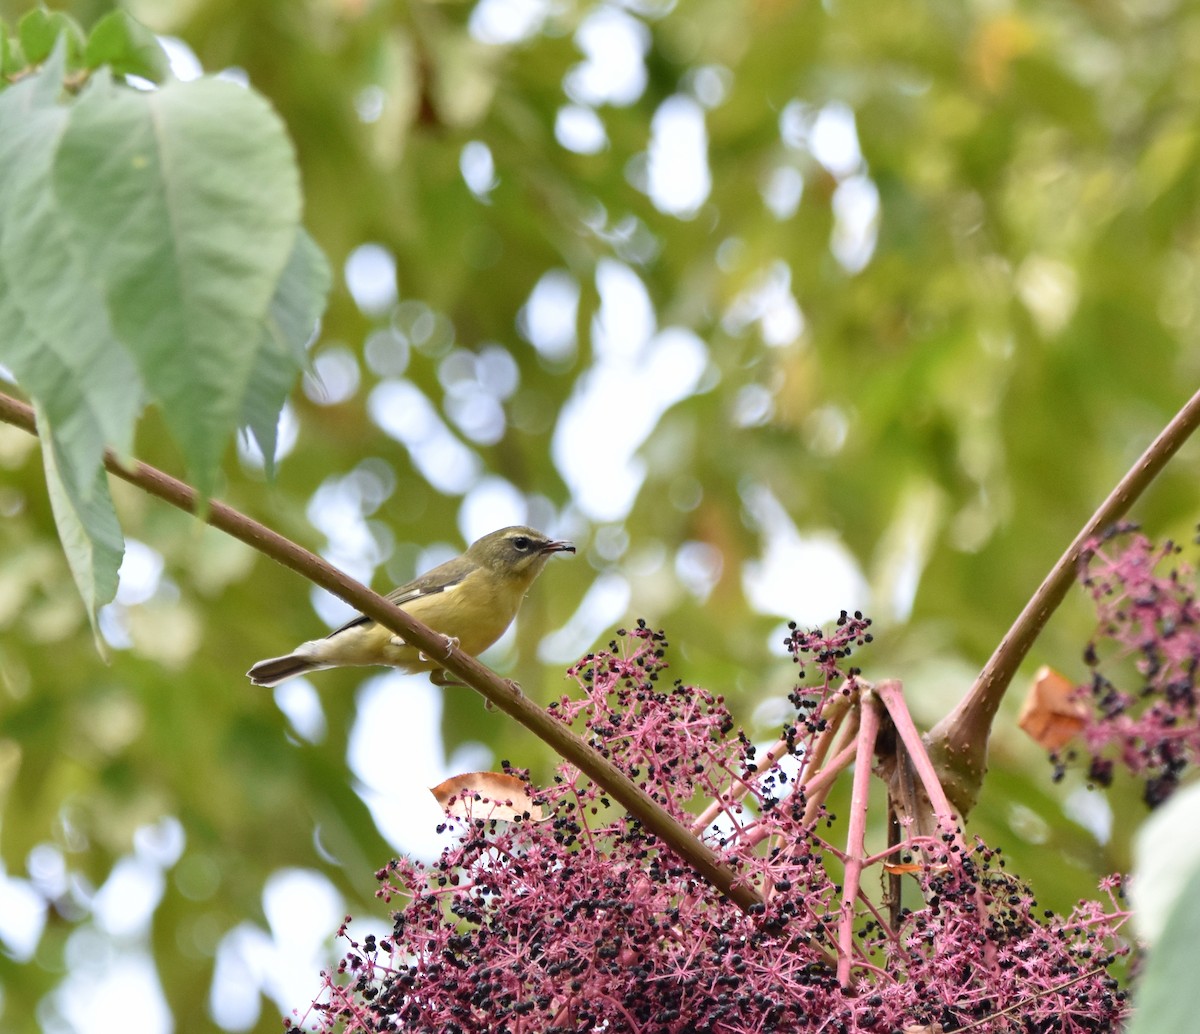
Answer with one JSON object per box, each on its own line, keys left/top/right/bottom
{"left": 2, "top": 0, "right": 1199, "bottom": 1030}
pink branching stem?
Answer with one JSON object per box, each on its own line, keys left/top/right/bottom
{"left": 748, "top": 733, "right": 860, "bottom": 866}
{"left": 702, "top": 694, "right": 860, "bottom": 859}
{"left": 321, "top": 975, "right": 370, "bottom": 1026}
{"left": 809, "top": 689, "right": 856, "bottom": 764}
{"left": 854, "top": 884, "right": 897, "bottom": 944}
{"left": 689, "top": 688, "right": 854, "bottom": 835}
{"left": 1067, "top": 913, "right": 1133, "bottom": 935}
{"left": 690, "top": 757, "right": 775, "bottom": 835}
{"left": 873, "top": 679, "right": 997, "bottom": 965}
{"left": 874, "top": 679, "right": 962, "bottom": 841}
{"left": 837, "top": 688, "right": 882, "bottom": 987}
{"left": 745, "top": 696, "right": 863, "bottom": 857}
{"left": 801, "top": 736, "right": 859, "bottom": 825}
{"left": 739, "top": 739, "right": 860, "bottom": 853}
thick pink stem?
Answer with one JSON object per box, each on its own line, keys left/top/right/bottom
{"left": 874, "top": 679, "right": 963, "bottom": 841}
{"left": 837, "top": 690, "right": 880, "bottom": 987}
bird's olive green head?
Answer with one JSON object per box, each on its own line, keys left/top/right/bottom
{"left": 466, "top": 526, "right": 576, "bottom": 581}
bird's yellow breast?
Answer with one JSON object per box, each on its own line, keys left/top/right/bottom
{"left": 402, "top": 571, "right": 528, "bottom": 656}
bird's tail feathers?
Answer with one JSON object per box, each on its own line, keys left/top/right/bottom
{"left": 246, "top": 651, "right": 330, "bottom": 687}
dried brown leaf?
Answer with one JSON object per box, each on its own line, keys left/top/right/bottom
{"left": 430, "top": 771, "right": 541, "bottom": 822}
{"left": 1018, "top": 665, "right": 1087, "bottom": 752}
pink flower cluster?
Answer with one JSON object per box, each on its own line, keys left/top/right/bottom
{"left": 291, "top": 621, "right": 1127, "bottom": 1033}
{"left": 1064, "top": 525, "right": 1200, "bottom": 805}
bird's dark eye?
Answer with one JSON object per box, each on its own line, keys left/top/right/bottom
{"left": 512, "top": 536, "right": 532, "bottom": 551}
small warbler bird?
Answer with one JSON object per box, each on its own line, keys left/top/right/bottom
{"left": 246, "top": 526, "right": 575, "bottom": 687}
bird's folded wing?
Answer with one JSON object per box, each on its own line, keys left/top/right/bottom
{"left": 324, "top": 571, "right": 468, "bottom": 638}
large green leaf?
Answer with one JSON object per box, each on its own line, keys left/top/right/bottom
{"left": 33, "top": 401, "right": 123, "bottom": 643}
{"left": 241, "top": 228, "right": 330, "bottom": 475}
{"left": 0, "top": 46, "right": 318, "bottom": 626}
{"left": 0, "top": 51, "right": 141, "bottom": 492}
{"left": 50, "top": 70, "right": 303, "bottom": 496}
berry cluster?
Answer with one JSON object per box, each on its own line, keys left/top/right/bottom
{"left": 290, "top": 623, "right": 1127, "bottom": 1032}
{"left": 1061, "top": 526, "right": 1200, "bottom": 806}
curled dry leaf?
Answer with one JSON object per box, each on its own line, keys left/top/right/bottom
{"left": 429, "top": 771, "right": 542, "bottom": 822}
{"left": 1018, "top": 665, "right": 1087, "bottom": 752}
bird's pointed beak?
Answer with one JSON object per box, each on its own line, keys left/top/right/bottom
{"left": 540, "top": 539, "right": 576, "bottom": 556}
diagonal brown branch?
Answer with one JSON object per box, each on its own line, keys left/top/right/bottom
{"left": 925, "top": 385, "right": 1200, "bottom": 815}
{"left": 0, "top": 389, "right": 763, "bottom": 913}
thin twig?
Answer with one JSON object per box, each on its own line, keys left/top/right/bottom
{"left": 886, "top": 802, "right": 902, "bottom": 930}
{"left": 0, "top": 389, "right": 763, "bottom": 913}
{"left": 801, "top": 721, "right": 861, "bottom": 826}
{"left": 925, "top": 386, "right": 1200, "bottom": 815}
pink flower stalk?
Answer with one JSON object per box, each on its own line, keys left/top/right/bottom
{"left": 1062, "top": 525, "right": 1200, "bottom": 806}
{"left": 288, "top": 622, "right": 1128, "bottom": 1033}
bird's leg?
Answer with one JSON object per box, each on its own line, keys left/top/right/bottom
{"left": 429, "top": 667, "right": 495, "bottom": 709}
{"left": 428, "top": 666, "right": 522, "bottom": 709}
